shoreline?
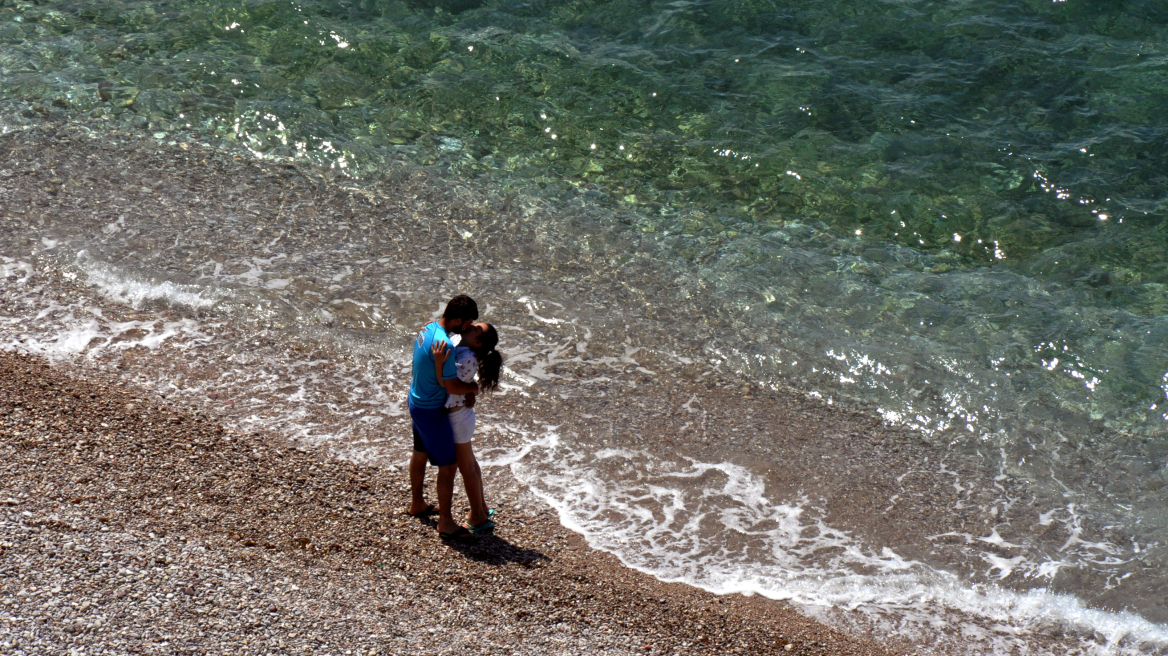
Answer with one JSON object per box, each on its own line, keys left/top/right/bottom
{"left": 0, "top": 350, "right": 900, "bottom": 655}
{"left": 0, "top": 118, "right": 1153, "bottom": 653}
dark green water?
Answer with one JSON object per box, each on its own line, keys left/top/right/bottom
{"left": 4, "top": 0, "right": 1168, "bottom": 649}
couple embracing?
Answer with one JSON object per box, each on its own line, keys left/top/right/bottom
{"left": 406, "top": 294, "right": 503, "bottom": 542}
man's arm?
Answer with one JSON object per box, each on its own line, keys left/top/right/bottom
{"left": 442, "top": 377, "right": 479, "bottom": 395}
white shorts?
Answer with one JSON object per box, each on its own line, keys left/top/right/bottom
{"left": 448, "top": 406, "right": 475, "bottom": 444}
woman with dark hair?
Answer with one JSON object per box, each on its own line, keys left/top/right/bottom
{"left": 432, "top": 322, "right": 503, "bottom": 533}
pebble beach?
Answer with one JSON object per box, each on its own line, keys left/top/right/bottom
{"left": 0, "top": 350, "right": 899, "bottom": 656}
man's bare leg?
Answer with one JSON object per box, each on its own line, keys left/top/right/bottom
{"left": 455, "top": 443, "right": 488, "bottom": 526}
{"left": 435, "top": 464, "right": 460, "bottom": 535}
{"left": 407, "top": 449, "right": 433, "bottom": 515}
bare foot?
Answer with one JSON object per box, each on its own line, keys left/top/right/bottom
{"left": 406, "top": 503, "right": 439, "bottom": 517}
{"left": 436, "top": 519, "right": 463, "bottom": 535}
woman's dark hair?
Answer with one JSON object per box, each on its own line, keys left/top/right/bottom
{"left": 472, "top": 324, "right": 503, "bottom": 392}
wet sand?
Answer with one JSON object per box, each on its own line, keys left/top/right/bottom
{"left": 0, "top": 350, "right": 901, "bottom": 655}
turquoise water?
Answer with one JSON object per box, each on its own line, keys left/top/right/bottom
{"left": 4, "top": 0, "right": 1168, "bottom": 650}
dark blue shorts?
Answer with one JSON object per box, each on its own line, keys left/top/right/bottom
{"left": 409, "top": 404, "right": 456, "bottom": 467}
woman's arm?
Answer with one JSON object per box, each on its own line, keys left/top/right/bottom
{"left": 432, "top": 340, "right": 449, "bottom": 386}
{"left": 432, "top": 341, "right": 479, "bottom": 395}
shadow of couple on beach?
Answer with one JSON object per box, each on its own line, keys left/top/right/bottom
{"left": 414, "top": 517, "right": 549, "bottom": 566}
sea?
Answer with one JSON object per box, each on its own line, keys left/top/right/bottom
{"left": 2, "top": 0, "right": 1168, "bottom": 653}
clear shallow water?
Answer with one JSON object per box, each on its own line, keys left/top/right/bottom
{"left": 2, "top": 0, "right": 1168, "bottom": 652}
{"left": 0, "top": 127, "right": 1166, "bottom": 655}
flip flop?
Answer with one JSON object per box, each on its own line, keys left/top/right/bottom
{"left": 406, "top": 504, "right": 439, "bottom": 518}
{"left": 462, "top": 519, "right": 495, "bottom": 534}
{"left": 438, "top": 526, "right": 477, "bottom": 543}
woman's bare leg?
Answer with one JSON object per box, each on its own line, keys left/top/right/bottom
{"left": 454, "top": 442, "right": 489, "bottom": 526}
{"left": 474, "top": 456, "right": 487, "bottom": 516}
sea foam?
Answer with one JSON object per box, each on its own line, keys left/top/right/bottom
{"left": 77, "top": 252, "right": 228, "bottom": 311}
{"left": 486, "top": 423, "right": 1168, "bottom": 656}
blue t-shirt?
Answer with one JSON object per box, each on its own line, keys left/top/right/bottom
{"left": 409, "top": 321, "right": 458, "bottom": 409}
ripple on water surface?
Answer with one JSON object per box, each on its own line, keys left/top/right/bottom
{"left": 2, "top": 128, "right": 1167, "bottom": 654}
{"left": 3, "top": 0, "right": 1168, "bottom": 651}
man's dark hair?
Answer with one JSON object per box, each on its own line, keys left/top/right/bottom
{"left": 442, "top": 294, "right": 479, "bottom": 322}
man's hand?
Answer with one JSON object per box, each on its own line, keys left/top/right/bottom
{"left": 432, "top": 340, "right": 450, "bottom": 365}
{"left": 465, "top": 392, "right": 476, "bottom": 409}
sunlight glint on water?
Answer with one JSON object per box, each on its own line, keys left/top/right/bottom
{"left": 3, "top": 0, "right": 1168, "bottom": 652}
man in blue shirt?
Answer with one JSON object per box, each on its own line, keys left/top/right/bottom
{"left": 407, "top": 294, "right": 480, "bottom": 539}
